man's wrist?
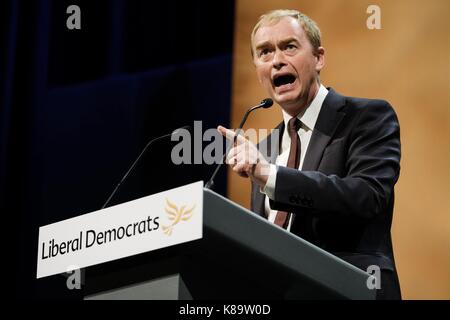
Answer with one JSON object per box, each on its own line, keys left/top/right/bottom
{"left": 251, "top": 161, "right": 277, "bottom": 194}
{"left": 250, "top": 161, "right": 269, "bottom": 187}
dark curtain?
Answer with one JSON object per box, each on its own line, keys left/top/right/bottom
{"left": 2, "top": 0, "right": 234, "bottom": 299}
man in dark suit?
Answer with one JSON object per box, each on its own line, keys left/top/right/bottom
{"left": 218, "top": 9, "right": 401, "bottom": 299}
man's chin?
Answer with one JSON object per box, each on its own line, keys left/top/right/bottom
{"left": 274, "top": 93, "right": 298, "bottom": 107}
{"left": 274, "top": 96, "right": 305, "bottom": 115}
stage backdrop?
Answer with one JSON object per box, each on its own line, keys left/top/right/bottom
{"left": 229, "top": 0, "right": 450, "bottom": 299}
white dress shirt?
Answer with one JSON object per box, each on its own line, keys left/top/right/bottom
{"left": 263, "top": 84, "right": 329, "bottom": 231}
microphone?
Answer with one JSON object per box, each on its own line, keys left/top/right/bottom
{"left": 205, "top": 98, "right": 273, "bottom": 190}
{"left": 101, "top": 125, "right": 191, "bottom": 209}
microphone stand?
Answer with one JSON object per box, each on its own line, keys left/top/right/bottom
{"left": 102, "top": 126, "right": 190, "bottom": 209}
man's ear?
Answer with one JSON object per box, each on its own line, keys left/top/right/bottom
{"left": 315, "top": 46, "right": 325, "bottom": 72}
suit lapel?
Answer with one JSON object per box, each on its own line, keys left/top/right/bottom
{"left": 302, "top": 88, "right": 346, "bottom": 171}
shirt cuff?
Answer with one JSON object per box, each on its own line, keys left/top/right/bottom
{"left": 260, "top": 164, "right": 277, "bottom": 200}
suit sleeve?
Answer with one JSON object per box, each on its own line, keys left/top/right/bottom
{"left": 271, "top": 100, "right": 401, "bottom": 219}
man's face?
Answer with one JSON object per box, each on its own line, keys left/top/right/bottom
{"left": 252, "top": 17, "right": 324, "bottom": 115}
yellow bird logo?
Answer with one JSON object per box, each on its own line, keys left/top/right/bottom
{"left": 162, "top": 198, "right": 196, "bottom": 236}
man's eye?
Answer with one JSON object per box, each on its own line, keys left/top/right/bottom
{"left": 286, "top": 44, "right": 296, "bottom": 51}
{"left": 259, "top": 48, "right": 270, "bottom": 57}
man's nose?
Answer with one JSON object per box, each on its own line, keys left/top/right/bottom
{"left": 272, "top": 49, "right": 286, "bottom": 70}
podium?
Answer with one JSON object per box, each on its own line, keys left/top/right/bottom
{"left": 82, "top": 187, "right": 375, "bottom": 300}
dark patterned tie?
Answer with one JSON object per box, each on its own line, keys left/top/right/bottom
{"left": 274, "top": 117, "right": 301, "bottom": 229}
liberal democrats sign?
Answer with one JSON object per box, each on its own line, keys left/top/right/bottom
{"left": 36, "top": 181, "right": 203, "bottom": 278}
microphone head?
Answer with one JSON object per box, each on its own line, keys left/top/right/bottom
{"left": 260, "top": 98, "right": 273, "bottom": 108}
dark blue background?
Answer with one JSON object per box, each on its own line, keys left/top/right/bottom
{"left": 2, "top": 0, "right": 235, "bottom": 299}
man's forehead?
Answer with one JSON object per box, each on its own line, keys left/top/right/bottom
{"left": 253, "top": 16, "right": 304, "bottom": 44}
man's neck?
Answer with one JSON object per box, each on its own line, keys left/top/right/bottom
{"left": 284, "top": 81, "right": 320, "bottom": 118}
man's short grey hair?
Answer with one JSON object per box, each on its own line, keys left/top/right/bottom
{"left": 251, "top": 9, "right": 322, "bottom": 57}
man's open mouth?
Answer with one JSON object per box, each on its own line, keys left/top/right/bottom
{"left": 273, "top": 74, "right": 296, "bottom": 87}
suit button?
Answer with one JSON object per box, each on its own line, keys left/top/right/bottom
{"left": 289, "top": 195, "right": 297, "bottom": 204}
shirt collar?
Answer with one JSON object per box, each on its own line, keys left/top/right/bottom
{"left": 282, "top": 84, "right": 329, "bottom": 131}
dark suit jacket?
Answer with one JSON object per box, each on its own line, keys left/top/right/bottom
{"left": 251, "top": 88, "right": 402, "bottom": 299}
